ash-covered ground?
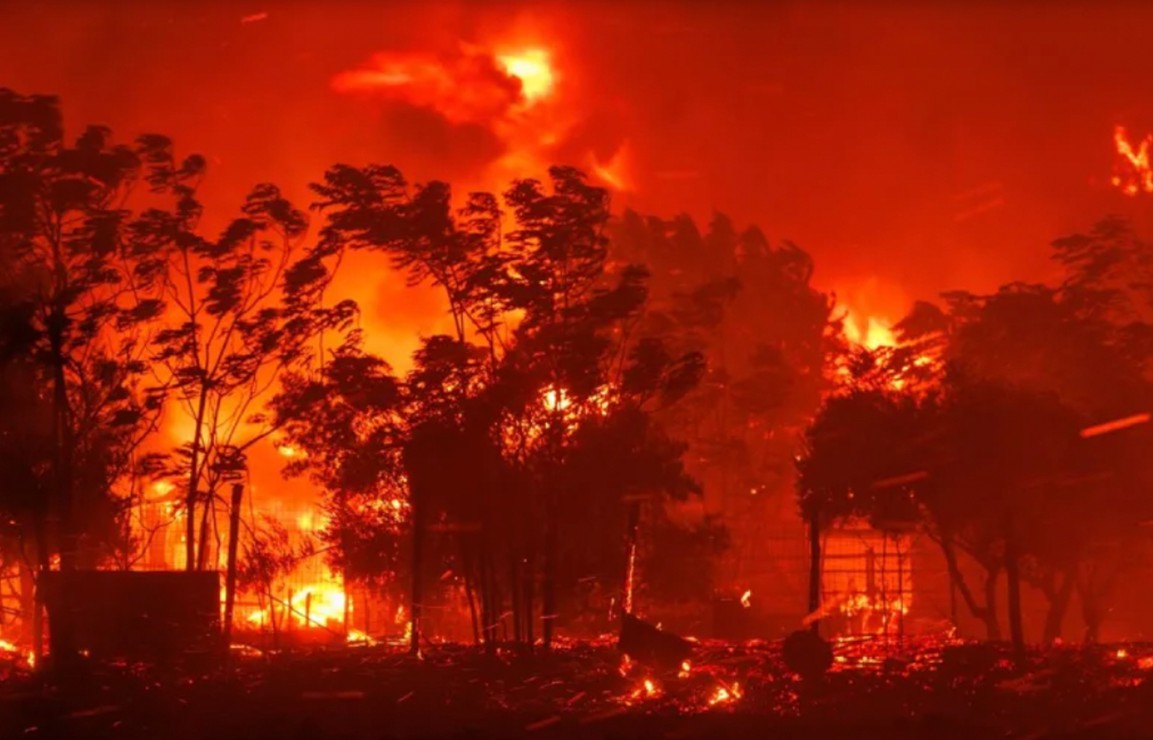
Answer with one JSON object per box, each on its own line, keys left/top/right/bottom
{"left": 3, "top": 637, "right": 1152, "bottom": 739}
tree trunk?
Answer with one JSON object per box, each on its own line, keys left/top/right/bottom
{"left": 542, "top": 505, "right": 557, "bottom": 650}
{"left": 222, "top": 483, "right": 243, "bottom": 647}
{"left": 622, "top": 502, "right": 641, "bottom": 616}
{"left": 982, "top": 568, "right": 1002, "bottom": 641}
{"left": 409, "top": 485, "right": 424, "bottom": 656}
{"left": 196, "top": 492, "right": 214, "bottom": 571}
{"left": 1041, "top": 568, "right": 1075, "bottom": 644}
{"left": 1078, "top": 578, "right": 1103, "bottom": 644}
{"left": 938, "top": 534, "right": 1001, "bottom": 639}
{"left": 807, "top": 508, "right": 822, "bottom": 635}
{"left": 1004, "top": 513, "right": 1025, "bottom": 656}
{"left": 524, "top": 551, "right": 535, "bottom": 651}
{"left": 185, "top": 385, "right": 209, "bottom": 571}
{"left": 461, "top": 540, "right": 480, "bottom": 646}
{"left": 510, "top": 554, "right": 522, "bottom": 646}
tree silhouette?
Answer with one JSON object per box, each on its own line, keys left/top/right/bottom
{"left": 0, "top": 89, "right": 200, "bottom": 663}
{"left": 147, "top": 175, "right": 355, "bottom": 572}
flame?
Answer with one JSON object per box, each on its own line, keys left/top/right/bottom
{"left": 246, "top": 582, "right": 347, "bottom": 629}
{"left": 739, "top": 589, "right": 752, "bottom": 609}
{"left": 496, "top": 48, "right": 555, "bottom": 104}
{"left": 347, "top": 628, "right": 376, "bottom": 646}
{"left": 332, "top": 40, "right": 632, "bottom": 194}
{"left": 590, "top": 141, "right": 633, "bottom": 191}
{"left": 708, "top": 681, "right": 742, "bottom": 706}
{"left": 678, "top": 660, "right": 692, "bottom": 678}
{"left": 840, "top": 307, "right": 897, "bottom": 351}
{"left": 1112, "top": 125, "right": 1153, "bottom": 196}
{"left": 627, "top": 677, "right": 660, "bottom": 702}
{"left": 1116, "top": 648, "right": 1130, "bottom": 660}
{"left": 542, "top": 386, "right": 573, "bottom": 413}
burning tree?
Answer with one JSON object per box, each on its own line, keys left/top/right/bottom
{"left": 280, "top": 164, "right": 706, "bottom": 651}
{"left": 609, "top": 210, "right": 839, "bottom": 598}
{"left": 0, "top": 89, "right": 199, "bottom": 661}
{"left": 144, "top": 173, "right": 356, "bottom": 573}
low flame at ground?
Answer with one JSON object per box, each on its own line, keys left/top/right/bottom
{"left": 708, "top": 681, "right": 743, "bottom": 706}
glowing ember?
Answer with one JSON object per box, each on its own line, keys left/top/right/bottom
{"left": 708, "top": 681, "right": 742, "bottom": 706}
{"left": 347, "top": 628, "right": 376, "bottom": 646}
{"left": 1111, "top": 125, "right": 1153, "bottom": 196}
{"left": 627, "top": 677, "right": 660, "bottom": 703}
{"left": 1080, "top": 413, "right": 1151, "bottom": 439}
{"left": 739, "top": 589, "right": 752, "bottom": 609}
{"left": 679, "top": 660, "right": 692, "bottom": 678}
{"left": 1116, "top": 648, "right": 1130, "bottom": 660}
{"left": 542, "top": 386, "right": 573, "bottom": 413}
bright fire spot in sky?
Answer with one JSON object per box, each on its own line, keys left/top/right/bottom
{"left": 497, "top": 48, "right": 555, "bottom": 104}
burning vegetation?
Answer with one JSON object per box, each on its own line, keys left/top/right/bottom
{"left": 5, "top": 3, "right": 1153, "bottom": 737}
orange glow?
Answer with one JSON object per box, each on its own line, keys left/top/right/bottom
{"left": 1080, "top": 413, "right": 1151, "bottom": 438}
{"left": 247, "top": 581, "right": 347, "bottom": 630}
{"left": 739, "top": 589, "right": 752, "bottom": 609}
{"left": 496, "top": 48, "right": 555, "bottom": 104}
{"left": 840, "top": 306, "right": 897, "bottom": 351}
{"left": 679, "top": 660, "right": 692, "bottom": 678}
{"left": 708, "top": 681, "right": 742, "bottom": 706}
{"left": 590, "top": 141, "right": 633, "bottom": 191}
{"left": 1111, "top": 125, "right": 1153, "bottom": 196}
{"left": 627, "top": 677, "right": 660, "bottom": 703}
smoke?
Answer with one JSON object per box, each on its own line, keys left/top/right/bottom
{"left": 8, "top": 0, "right": 1153, "bottom": 500}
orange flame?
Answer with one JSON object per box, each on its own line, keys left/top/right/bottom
{"left": 495, "top": 48, "right": 555, "bottom": 105}
{"left": 1112, "top": 125, "right": 1153, "bottom": 196}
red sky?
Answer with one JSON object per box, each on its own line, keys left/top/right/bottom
{"left": 4, "top": 0, "right": 1153, "bottom": 333}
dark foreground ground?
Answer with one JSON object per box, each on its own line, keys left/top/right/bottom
{"left": 2, "top": 636, "right": 1152, "bottom": 739}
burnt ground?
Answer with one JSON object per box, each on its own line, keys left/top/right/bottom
{"left": 1, "top": 637, "right": 1152, "bottom": 739}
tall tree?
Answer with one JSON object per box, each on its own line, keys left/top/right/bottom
{"left": 146, "top": 176, "right": 354, "bottom": 571}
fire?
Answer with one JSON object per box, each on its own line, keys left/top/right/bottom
{"left": 739, "top": 589, "right": 752, "bottom": 609}
{"left": 1111, "top": 125, "right": 1153, "bottom": 196}
{"left": 246, "top": 582, "right": 347, "bottom": 630}
{"left": 496, "top": 48, "right": 555, "bottom": 104}
{"left": 679, "top": 660, "right": 692, "bottom": 678}
{"left": 346, "top": 628, "right": 376, "bottom": 646}
{"left": 542, "top": 386, "right": 573, "bottom": 413}
{"left": 627, "top": 677, "right": 660, "bottom": 703}
{"left": 708, "top": 681, "right": 742, "bottom": 706}
{"left": 840, "top": 307, "right": 897, "bottom": 351}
